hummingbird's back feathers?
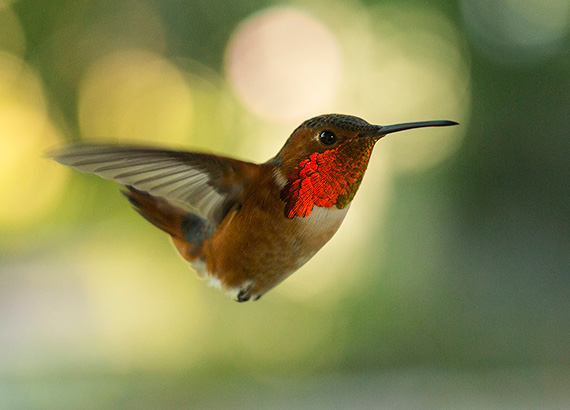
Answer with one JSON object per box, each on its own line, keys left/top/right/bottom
{"left": 51, "top": 144, "right": 260, "bottom": 227}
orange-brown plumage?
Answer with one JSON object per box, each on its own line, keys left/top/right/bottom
{"left": 51, "top": 114, "right": 457, "bottom": 302}
{"left": 201, "top": 165, "right": 347, "bottom": 299}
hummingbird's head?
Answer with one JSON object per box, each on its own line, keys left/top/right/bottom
{"left": 276, "top": 114, "right": 457, "bottom": 219}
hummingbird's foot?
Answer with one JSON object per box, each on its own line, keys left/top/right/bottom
{"left": 237, "top": 291, "right": 263, "bottom": 302}
{"left": 237, "top": 290, "right": 250, "bottom": 302}
{"left": 236, "top": 282, "right": 255, "bottom": 302}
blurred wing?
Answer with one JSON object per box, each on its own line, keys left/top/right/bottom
{"left": 50, "top": 143, "right": 259, "bottom": 226}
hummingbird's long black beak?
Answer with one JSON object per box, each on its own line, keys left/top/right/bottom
{"left": 373, "top": 120, "right": 458, "bottom": 138}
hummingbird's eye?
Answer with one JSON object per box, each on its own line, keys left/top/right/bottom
{"left": 318, "top": 130, "right": 337, "bottom": 145}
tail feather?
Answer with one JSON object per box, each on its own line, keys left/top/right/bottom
{"left": 122, "top": 186, "right": 212, "bottom": 261}
{"left": 122, "top": 186, "right": 187, "bottom": 240}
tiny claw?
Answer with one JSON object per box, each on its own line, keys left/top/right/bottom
{"left": 237, "top": 290, "right": 251, "bottom": 302}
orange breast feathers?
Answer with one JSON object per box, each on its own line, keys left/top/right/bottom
{"left": 281, "top": 140, "right": 376, "bottom": 219}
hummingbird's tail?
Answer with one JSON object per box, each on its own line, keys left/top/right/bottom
{"left": 122, "top": 186, "right": 211, "bottom": 261}
{"left": 123, "top": 186, "right": 187, "bottom": 239}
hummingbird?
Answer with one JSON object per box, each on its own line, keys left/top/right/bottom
{"left": 51, "top": 114, "right": 457, "bottom": 302}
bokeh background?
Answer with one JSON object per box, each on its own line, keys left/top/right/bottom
{"left": 1, "top": 0, "right": 569, "bottom": 408}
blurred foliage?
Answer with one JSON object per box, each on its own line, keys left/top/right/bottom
{"left": 1, "top": 0, "right": 569, "bottom": 408}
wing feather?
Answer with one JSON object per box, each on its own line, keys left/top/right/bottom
{"left": 50, "top": 143, "right": 259, "bottom": 226}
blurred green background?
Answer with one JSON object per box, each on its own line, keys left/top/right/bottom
{"left": 1, "top": 0, "right": 569, "bottom": 408}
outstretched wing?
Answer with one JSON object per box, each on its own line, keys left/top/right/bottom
{"left": 50, "top": 143, "right": 260, "bottom": 226}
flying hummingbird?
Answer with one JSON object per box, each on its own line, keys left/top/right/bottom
{"left": 51, "top": 114, "right": 457, "bottom": 302}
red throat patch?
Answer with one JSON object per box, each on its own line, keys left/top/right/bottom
{"left": 281, "top": 139, "right": 376, "bottom": 218}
